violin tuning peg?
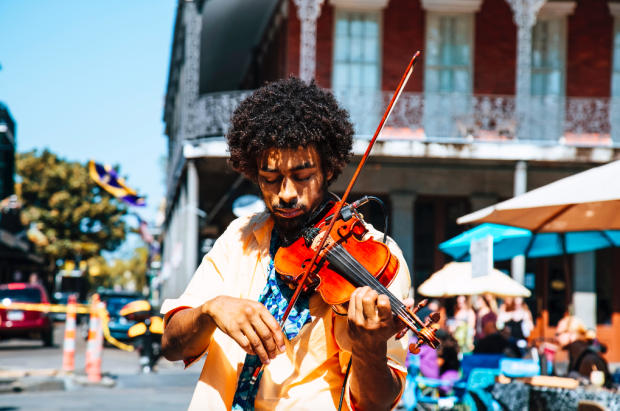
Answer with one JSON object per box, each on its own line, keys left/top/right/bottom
{"left": 408, "top": 338, "right": 425, "bottom": 355}
{"left": 408, "top": 343, "right": 421, "bottom": 355}
{"left": 395, "top": 329, "right": 407, "bottom": 340}
{"left": 423, "top": 312, "right": 441, "bottom": 328}
{"left": 412, "top": 299, "right": 428, "bottom": 314}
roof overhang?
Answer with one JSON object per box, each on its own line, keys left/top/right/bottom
{"left": 198, "top": 0, "right": 280, "bottom": 94}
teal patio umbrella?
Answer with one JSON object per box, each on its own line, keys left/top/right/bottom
{"left": 439, "top": 223, "right": 620, "bottom": 262}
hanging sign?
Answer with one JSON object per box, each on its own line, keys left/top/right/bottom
{"left": 470, "top": 235, "right": 493, "bottom": 278}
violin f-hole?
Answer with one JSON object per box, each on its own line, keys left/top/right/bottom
{"left": 337, "top": 225, "right": 354, "bottom": 242}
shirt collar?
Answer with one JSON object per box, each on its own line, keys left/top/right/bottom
{"left": 252, "top": 211, "right": 274, "bottom": 257}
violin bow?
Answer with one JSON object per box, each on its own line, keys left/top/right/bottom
{"left": 278, "top": 51, "right": 420, "bottom": 328}
{"left": 251, "top": 53, "right": 420, "bottom": 385}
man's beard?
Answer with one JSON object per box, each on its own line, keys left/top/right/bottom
{"left": 265, "top": 185, "right": 328, "bottom": 247}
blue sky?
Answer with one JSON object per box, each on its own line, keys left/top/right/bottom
{"left": 0, "top": 0, "right": 177, "bottom": 227}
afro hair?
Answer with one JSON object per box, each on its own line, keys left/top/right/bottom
{"left": 226, "top": 77, "right": 355, "bottom": 184}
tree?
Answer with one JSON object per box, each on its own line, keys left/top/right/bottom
{"left": 17, "top": 150, "right": 128, "bottom": 265}
{"left": 87, "top": 247, "right": 148, "bottom": 292}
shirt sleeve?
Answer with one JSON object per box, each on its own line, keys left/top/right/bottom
{"left": 160, "top": 218, "right": 238, "bottom": 367}
{"left": 160, "top": 228, "right": 231, "bottom": 321}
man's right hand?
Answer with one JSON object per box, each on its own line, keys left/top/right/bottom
{"left": 203, "top": 296, "right": 286, "bottom": 364}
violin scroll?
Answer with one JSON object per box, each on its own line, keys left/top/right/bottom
{"left": 394, "top": 298, "right": 441, "bottom": 354}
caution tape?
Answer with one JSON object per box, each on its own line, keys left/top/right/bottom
{"left": 98, "top": 306, "right": 134, "bottom": 352}
{"left": 0, "top": 302, "right": 90, "bottom": 314}
{"left": 0, "top": 302, "right": 135, "bottom": 352}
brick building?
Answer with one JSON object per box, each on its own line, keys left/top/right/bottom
{"left": 161, "top": 0, "right": 620, "bottom": 359}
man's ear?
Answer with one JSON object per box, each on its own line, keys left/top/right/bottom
{"left": 326, "top": 169, "right": 334, "bottom": 182}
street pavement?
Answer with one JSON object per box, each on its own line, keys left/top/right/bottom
{"left": 0, "top": 323, "right": 204, "bottom": 410}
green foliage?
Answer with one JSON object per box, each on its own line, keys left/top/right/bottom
{"left": 87, "top": 247, "right": 148, "bottom": 292}
{"left": 17, "top": 149, "right": 128, "bottom": 263}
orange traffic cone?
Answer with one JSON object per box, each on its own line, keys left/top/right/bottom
{"left": 62, "top": 295, "right": 77, "bottom": 372}
{"left": 86, "top": 294, "right": 102, "bottom": 382}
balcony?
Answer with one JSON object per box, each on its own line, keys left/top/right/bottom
{"left": 191, "top": 90, "right": 620, "bottom": 148}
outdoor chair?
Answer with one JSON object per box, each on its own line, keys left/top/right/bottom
{"left": 462, "top": 368, "right": 502, "bottom": 411}
{"left": 409, "top": 375, "right": 463, "bottom": 411}
{"left": 499, "top": 358, "right": 540, "bottom": 378}
{"left": 460, "top": 354, "right": 504, "bottom": 381}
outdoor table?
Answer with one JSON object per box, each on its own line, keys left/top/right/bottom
{"left": 491, "top": 380, "right": 620, "bottom": 411}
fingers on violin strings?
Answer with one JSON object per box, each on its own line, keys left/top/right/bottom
{"left": 353, "top": 287, "right": 369, "bottom": 324}
{"left": 376, "top": 294, "right": 392, "bottom": 322}
{"left": 403, "top": 297, "right": 414, "bottom": 309}
{"left": 348, "top": 288, "right": 358, "bottom": 323}
{"left": 360, "top": 287, "right": 379, "bottom": 321}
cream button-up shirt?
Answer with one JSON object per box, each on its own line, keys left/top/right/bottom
{"left": 161, "top": 212, "right": 411, "bottom": 411}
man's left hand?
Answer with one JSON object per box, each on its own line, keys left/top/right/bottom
{"left": 347, "top": 286, "right": 412, "bottom": 353}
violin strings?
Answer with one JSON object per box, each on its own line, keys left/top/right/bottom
{"left": 327, "top": 247, "right": 410, "bottom": 322}
{"left": 330, "top": 246, "right": 407, "bottom": 316}
{"left": 328, "top": 245, "right": 403, "bottom": 309}
{"left": 325, "top": 245, "right": 418, "bottom": 330}
{"left": 325, "top": 244, "right": 416, "bottom": 327}
{"left": 326, "top": 245, "right": 401, "bottom": 308}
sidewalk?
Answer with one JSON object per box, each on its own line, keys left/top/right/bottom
{"left": 0, "top": 323, "right": 204, "bottom": 410}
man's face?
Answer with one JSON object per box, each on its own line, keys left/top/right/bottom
{"left": 257, "top": 145, "right": 333, "bottom": 245}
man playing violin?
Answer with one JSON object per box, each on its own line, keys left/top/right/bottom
{"left": 161, "top": 77, "right": 414, "bottom": 411}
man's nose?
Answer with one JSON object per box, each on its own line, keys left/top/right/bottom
{"left": 279, "top": 178, "right": 298, "bottom": 205}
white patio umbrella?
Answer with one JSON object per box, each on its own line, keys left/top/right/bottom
{"left": 457, "top": 159, "right": 620, "bottom": 232}
{"left": 417, "top": 262, "right": 531, "bottom": 298}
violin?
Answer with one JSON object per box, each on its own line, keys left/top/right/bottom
{"left": 275, "top": 199, "right": 440, "bottom": 354}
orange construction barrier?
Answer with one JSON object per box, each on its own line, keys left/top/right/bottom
{"left": 62, "top": 295, "right": 77, "bottom": 371}
{"left": 85, "top": 294, "right": 103, "bottom": 382}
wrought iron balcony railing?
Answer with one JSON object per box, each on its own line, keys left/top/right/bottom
{"left": 191, "top": 90, "right": 620, "bottom": 147}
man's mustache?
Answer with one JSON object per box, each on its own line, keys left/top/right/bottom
{"left": 271, "top": 200, "right": 307, "bottom": 212}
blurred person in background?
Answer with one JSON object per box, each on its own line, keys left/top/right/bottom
{"left": 453, "top": 295, "right": 476, "bottom": 354}
{"left": 474, "top": 293, "right": 498, "bottom": 343}
{"left": 555, "top": 316, "right": 610, "bottom": 385}
{"left": 435, "top": 329, "right": 460, "bottom": 385}
{"left": 585, "top": 329, "right": 607, "bottom": 354}
{"left": 473, "top": 321, "right": 521, "bottom": 358}
{"left": 497, "top": 297, "right": 533, "bottom": 349}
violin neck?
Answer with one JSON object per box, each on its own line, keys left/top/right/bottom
{"left": 324, "top": 243, "right": 419, "bottom": 331}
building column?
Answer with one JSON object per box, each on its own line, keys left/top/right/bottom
{"left": 506, "top": 0, "right": 547, "bottom": 139}
{"left": 512, "top": 161, "right": 527, "bottom": 285}
{"left": 390, "top": 191, "right": 417, "bottom": 294}
{"left": 573, "top": 251, "right": 596, "bottom": 330}
{"left": 167, "top": 180, "right": 186, "bottom": 299}
{"left": 184, "top": 160, "right": 200, "bottom": 287}
{"left": 293, "top": 0, "right": 325, "bottom": 82}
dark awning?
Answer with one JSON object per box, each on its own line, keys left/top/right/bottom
{"left": 199, "top": 0, "right": 280, "bottom": 94}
